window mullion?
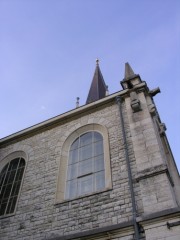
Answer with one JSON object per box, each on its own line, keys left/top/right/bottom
{"left": 77, "top": 137, "right": 80, "bottom": 196}
{"left": 66, "top": 131, "right": 105, "bottom": 200}
{"left": 0, "top": 162, "right": 10, "bottom": 195}
{"left": 0, "top": 162, "right": 12, "bottom": 207}
{"left": 4, "top": 157, "right": 21, "bottom": 215}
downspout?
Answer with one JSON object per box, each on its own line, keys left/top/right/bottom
{"left": 116, "top": 96, "right": 140, "bottom": 240}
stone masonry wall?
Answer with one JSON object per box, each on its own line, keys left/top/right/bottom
{"left": 144, "top": 216, "right": 180, "bottom": 240}
{"left": 0, "top": 101, "right": 138, "bottom": 240}
{"left": 124, "top": 92, "right": 178, "bottom": 215}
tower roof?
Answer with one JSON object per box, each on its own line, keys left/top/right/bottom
{"left": 124, "top": 62, "right": 136, "bottom": 79}
{"left": 121, "top": 62, "right": 142, "bottom": 90}
{"left": 86, "top": 59, "right": 107, "bottom": 104}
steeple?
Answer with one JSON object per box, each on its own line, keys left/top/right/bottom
{"left": 86, "top": 59, "right": 107, "bottom": 104}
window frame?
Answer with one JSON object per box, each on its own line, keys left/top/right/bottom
{"left": 66, "top": 131, "right": 105, "bottom": 199}
{"left": 0, "top": 151, "right": 27, "bottom": 218}
{"left": 56, "top": 124, "right": 112, "bottom": 203}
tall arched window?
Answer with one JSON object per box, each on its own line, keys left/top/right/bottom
{"left": 65, "top": 131, "right": 105, "bottom": 199}
{"left": 0, "top": 158, "right": 25, "bottom": 216}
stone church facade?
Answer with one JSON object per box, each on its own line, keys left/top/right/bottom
{"left": 0, "top": 62, "right": 180, "bottom": 240}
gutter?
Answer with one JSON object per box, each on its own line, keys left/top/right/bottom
{"left": 116, "top": 96, "right": 140, "bottom": 240}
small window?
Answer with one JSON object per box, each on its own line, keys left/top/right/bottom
{"left": 0, "top": 158, "right": 25, "bottom": 216}
{"left": 65, "top": 131, "right": 105, "bottom": 199}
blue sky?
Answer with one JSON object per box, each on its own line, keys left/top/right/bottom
{"left": 0, "top": 0, "right": 179, "bottom": 170}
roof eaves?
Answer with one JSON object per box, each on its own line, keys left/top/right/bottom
{"left": 0, "top": 89, "right": 128, "bottom": 145}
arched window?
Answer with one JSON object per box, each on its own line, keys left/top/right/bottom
{"left": 56, "top": 124, "right": 112, "bottom": 203}
{"left": 0, "top": 158, "right": 25, "bottom": 216}
{"left": 65, "top": 131, "right": 105, "bottom": 199}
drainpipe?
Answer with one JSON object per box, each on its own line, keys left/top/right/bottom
{"left": 116, "top": 96, "right": 140, "bottom": 240}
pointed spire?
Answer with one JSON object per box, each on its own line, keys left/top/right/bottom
{"left": 124, "top": 62, "right": 136, "bottom": 79}
{"left": 86, "top": 59, "right": 107, "bottom": 104}
{"left": 121, "top": 62, "right": 142, "bottom": 90}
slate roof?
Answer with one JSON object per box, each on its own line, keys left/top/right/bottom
{"left": 86, "top": 60, "right": 107, "bottom": 104}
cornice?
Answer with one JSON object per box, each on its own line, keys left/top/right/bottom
{"left": 0, "top": 82, "right": 147, "bottom": 146}
{"left": 0, "top": 90, "right": 127, "bottom": 146}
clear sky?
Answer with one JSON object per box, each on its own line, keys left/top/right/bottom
{"left": 0, "top": 0, "right": 179, "bottom": 170}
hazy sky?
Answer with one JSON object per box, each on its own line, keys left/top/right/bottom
{"left": 0, "top": 0, "right": 179, "bottom": 170}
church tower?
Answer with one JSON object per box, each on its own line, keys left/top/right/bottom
{"left": 0, "top": 61, "right": 180, "bottom": 240}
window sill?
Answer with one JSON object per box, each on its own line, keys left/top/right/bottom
{"left": 55, "top": 187, "right": 112, "bottom": 206}
{"left": 0, "top": 213, "right": 15, "bottom": 219}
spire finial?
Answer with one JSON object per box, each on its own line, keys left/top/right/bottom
{"left": 76, "top": 97, "right": 80, "bottom": 108}
{"left": 106, "top": 85, "right": 109, "bottom": 96}
{"left": 96, "top": 58, "right": 99, "bottom": 65}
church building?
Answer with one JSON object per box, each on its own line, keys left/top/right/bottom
{"left": 0, "top": 61, "right": 180, "bottom": 240}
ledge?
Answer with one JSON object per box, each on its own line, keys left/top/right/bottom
{"left": 55, "top": 188, "right": 112, "bottom": 206}
{"left": 167, "top": 220, "right": 180, "bottom": 229}
{"left": 134, "top": 164, "right": 174, "bottom": 186}
{"left": 47, "top": 221, "right": 134, "bottom": 240}
{"left": 137, "top": 207, "right": 180, "bottom": 224}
